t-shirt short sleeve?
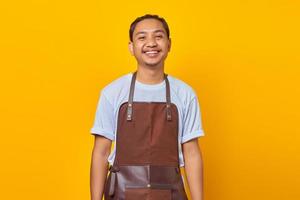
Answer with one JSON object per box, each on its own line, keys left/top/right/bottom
{"left": 90, "top": 91, "right": 115, "bottom": 141}
{"left": 181, "top": 95, "right": 205, "bottom": 144}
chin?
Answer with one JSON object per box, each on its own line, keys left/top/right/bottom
{"left": 143, "top": 58, "right": 164, "bottom": 66}
{"left": 145, "top": 64, "right": 160, "bottom": 68}
{"left": 144, "top": 61, "right": 162, "bottom": 67}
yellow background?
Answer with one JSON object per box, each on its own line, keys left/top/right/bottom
{"left": 0, "top": 0, "right": 299, "bottom": 199}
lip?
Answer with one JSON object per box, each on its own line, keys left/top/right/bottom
{"left": 142, "top": 49, "right": 161, "bottom": 54}
{"left": 143, "top": 50, "right": 161, "bottom": 58}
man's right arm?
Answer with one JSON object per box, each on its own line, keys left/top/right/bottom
{"left": 90, "top": 135, "right": 112, "bottom": 200}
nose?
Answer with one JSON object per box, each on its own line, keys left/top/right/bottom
{"left": 146, "top": 37, "right": 157, "bottom": 47}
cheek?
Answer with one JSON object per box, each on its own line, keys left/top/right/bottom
{"left": 133, "top": 44, "right": 144, "bottom": 54}
{"left": 158, "top": 41, "right": 169, "bottom": 50}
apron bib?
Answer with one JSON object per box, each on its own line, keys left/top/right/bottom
{"left": 104, "top": 71, "right": 188, "bottom": 200}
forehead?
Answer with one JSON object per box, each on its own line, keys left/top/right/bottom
{"left": 133, "top": 18, "right": 166, "bottom": 34}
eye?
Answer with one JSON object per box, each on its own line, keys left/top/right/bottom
{"left": 138, "top": 36, "right": 145, "bottom": 40}
{"left": 156, "top": 35, "right": 163, "bottom": 39}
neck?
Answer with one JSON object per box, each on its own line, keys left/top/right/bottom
{"left": 136, "top": 65, "right": 165, "bottom": 84}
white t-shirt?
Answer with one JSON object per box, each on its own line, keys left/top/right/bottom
{"left": 90, "top": 72, "right": 205, "bottom": 167}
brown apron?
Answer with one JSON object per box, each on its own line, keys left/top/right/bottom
{"left": 104, "top": 71, "right": 188, "bottom": 200}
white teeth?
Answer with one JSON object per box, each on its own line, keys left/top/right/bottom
{"left": 145, "top": 51, "right": 158, "bottom": 54}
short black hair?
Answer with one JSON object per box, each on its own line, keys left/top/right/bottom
{"left": 129, "top": 14, "right": 170, "bottom": 42}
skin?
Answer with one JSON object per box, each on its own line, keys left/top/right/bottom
{"left": 183, "top": 139, "right": 204, "bottom": 200}
{"left": 128, "top": 18, "right": 171, "bottom": 84}
{"left": 90, "top": 136, "right": 111, "bottom": 200}
{"left": 90, "top": 18, "right": 204, "bottom": 200}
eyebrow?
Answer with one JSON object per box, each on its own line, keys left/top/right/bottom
{"left": 135, "top": 29, "right": 166, "bottom": 36}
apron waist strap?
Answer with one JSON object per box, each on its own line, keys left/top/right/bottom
{"left": 108, "top": 165, "right": 120, "bottom": 197}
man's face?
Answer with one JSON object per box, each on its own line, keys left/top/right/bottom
{"left": 129, "top": 18, "right": 171, "bottom": 68}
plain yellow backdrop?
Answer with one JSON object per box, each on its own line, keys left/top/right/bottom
{"left": 0, "top": 0, "right": 299, "bottom": 199}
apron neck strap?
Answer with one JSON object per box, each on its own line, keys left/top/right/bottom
{"left": 127, "top": 71, "right": 172, "bottom": 121}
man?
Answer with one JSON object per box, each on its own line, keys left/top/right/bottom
{"left": 90, "top": 14, "right": 205, "bottom": 200}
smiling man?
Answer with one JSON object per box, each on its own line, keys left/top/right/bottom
{"left": 128, "top": 18, "right": 170, "bottom": 69}
{"left": 90, "top": 14, "right": 205, "bottom": 200}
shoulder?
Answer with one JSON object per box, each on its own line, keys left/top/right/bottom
{"left": 100, "top": 72, "right": 131, "bottom": 99}
{"left": 167, "top": 74, "right": 197, "bottom": 104}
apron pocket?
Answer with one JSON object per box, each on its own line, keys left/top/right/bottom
{"left": 125, "top": 186, "right": 149, "bottom": 200}
{"left": 149, "top": 183, "right": 172, "bottom": 200}
{"left": 125, "top": 184, "right": 172, "bottom": 200}
{"left": 149, "top": 188, "right": 172, "bottom": 199}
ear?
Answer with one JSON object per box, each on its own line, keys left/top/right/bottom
{"left": 128, "top": 41, "right": 134, "bottom": 56}
{"left": 168, "top": 38, "right": 171, "bottom": 52}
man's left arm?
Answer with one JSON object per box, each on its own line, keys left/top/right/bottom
{"left": 183, "top": 138, "right": 204, "bottom": 200}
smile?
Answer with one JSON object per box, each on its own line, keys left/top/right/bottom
{"left": 143, "top": 50, "right": 161, "bottom": 57}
